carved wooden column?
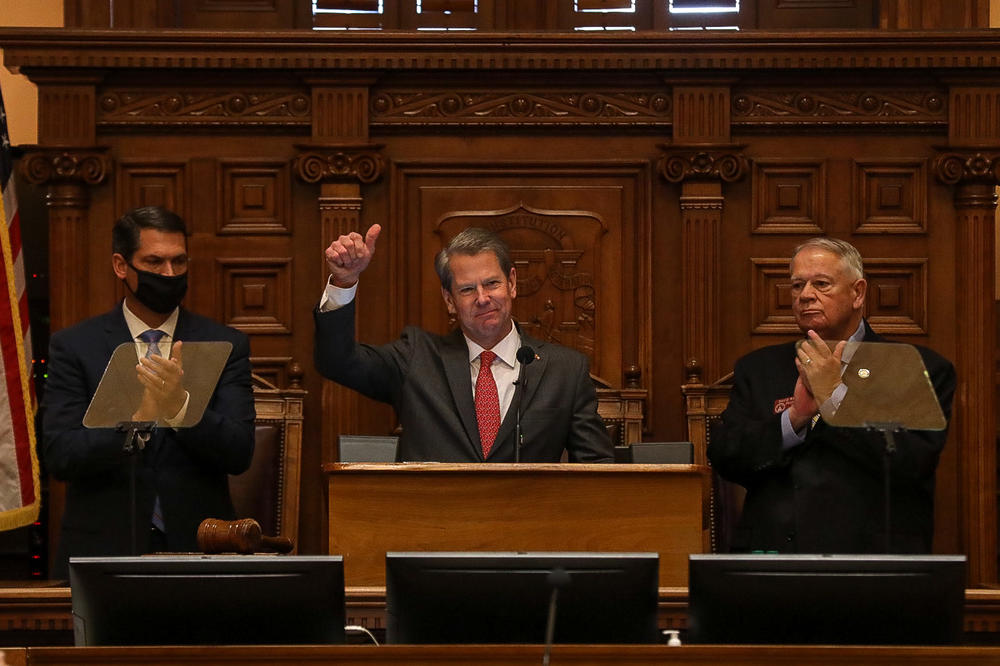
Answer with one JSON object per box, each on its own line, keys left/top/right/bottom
{"left": 20, "top": 149, "right": 111, "bottom": 331}
{"left": 19, "top": 73, "right": 110, "bottom": 576}
{"left": 931, "top": 83, "right": 1000, "bottom": 585}
{"left": 294, "top": 77, "right": 384, "bottom": 464}
{"left": 934, "top": 147, "right": 999, "bottom": 586}
{"left": 660, "top": 84, "right": 746, "bottom": 387}
{"left": 21, "top": 74, "right": 109, "bottom": 332}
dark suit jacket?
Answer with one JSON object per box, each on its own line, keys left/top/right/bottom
{"left": 41, "top": 304, "right": 255, "bottom": 579}
{"left": 314, "top": 301, "right": 612, "bottom": 463}
{"left": 708, "top": 321, "right": 955, "bottom": 554}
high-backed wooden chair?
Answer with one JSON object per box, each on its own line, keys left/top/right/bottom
{"left": 682, "top": 363, "right": 743, "bottom": 553}
{"left": 227, "top": 370, "right": 305, "bottom": 553}
{"left": 594, "top": 365, "right": 646, "bottom": 447}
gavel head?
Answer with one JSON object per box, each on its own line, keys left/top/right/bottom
{"left": 197, "top": 517, "right": 263, "bottom": 554}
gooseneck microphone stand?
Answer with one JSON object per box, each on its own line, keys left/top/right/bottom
{"left": 865, "top": 421, "right": 902, "bottom": 554}
{"left": 542, "top": 567, "right": 570, "bottom": 666}
{"left": 513, "top": 346, "right": 535, "bottom": 463}
{"left": 116, "top": 420, "right": 156, "bottom": 556}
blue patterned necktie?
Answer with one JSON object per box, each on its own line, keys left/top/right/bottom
{"left": 137, "top": 328, "right": 167, "bottom": 534}
{"left": 138, "top": 329, "right": 165, "bottom": 358}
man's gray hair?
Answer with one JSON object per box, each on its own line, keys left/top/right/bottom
{"left": 435, "top": 227, "right": 514, "bottom": 290}
{"left": 791, "top": 237, "right": 864, "bottom": 282}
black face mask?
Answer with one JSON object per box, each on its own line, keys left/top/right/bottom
{"left": 125, "top": 263, "right": 188, "bottom": 314}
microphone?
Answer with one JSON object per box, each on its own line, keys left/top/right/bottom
{"left": 542, "top": 567, "right": 570, "bottom": 666}
{"left": 514, "top": 345, "right": 536, "bottom": 463}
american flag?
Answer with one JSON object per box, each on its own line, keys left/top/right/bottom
{"left": 0, "top": 83, "right": 40, "bottom": 530}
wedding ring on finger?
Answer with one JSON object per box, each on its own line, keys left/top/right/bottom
{"left": 804, "top": 357, "right": 812, "bottom": 364}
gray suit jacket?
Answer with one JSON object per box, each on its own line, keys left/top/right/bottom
{"left": 314, "top": 301, "right": 612, "bottom": 463}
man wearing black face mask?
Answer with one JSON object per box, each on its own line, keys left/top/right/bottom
{"left": 40, "top": 206, "right": 255, "bottom": 579}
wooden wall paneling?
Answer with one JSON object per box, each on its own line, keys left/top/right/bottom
{"left": 63, "top": 0, "right": 110, "bottom": 27}
{"left": 863, "top": 259, "right": 929, "bottom": 335}
{"left": 946, "top": 168, "right": 998, "bottom": 585}
{"left": 880, "top": 0, "right": 989, "bottom": 29}
{"left": 752, "top": 159, "right": 826, "bottom": 235}
{"left": 215, "top": 256, "right": 293, "bottom": 335}
{"left": 934, "top": 154, "right": 999, "bottom": 585}
{"left": 441, "top": 199, "right": 610, "bottom": 366}
{"left": 176, "top": 0, "right": 300, "bottom": 30}
{"left": 3, "top": 29, "right": 998, "bottom": 578}
{"left": 756, "top": 0, "right": 877, "bottom": 29}
{"left": 116, "top": 159, "right": 190, "bottom": 223}
{"left": 730, "top": 126, "right": 964, "bottom": 561}
{"left": 748, "top": 257, "right": 796, "bottom": 335}
{"left": 63, "top": 0, "right": 177, "bottom": 28}
{"left": 64, "top": 0, "right": 304, "bottom": 29}
{"left": 663, "top": 85, "right": 745, "bottom": 389}
{"left": 109, "top": 0, "right": 176, "bottom": 28}
{"left": 293, "top": 140, "right": 386, "bottom": 464}
{"left": 295, "top": 71, "right": 385, "bottom": 530}
{"left": 64, "top": 0, "right": 987, "bottom": 30}
{"left": 748, "top": 256, "right": 929, "bottom": 333}
{"left": 217, "top": 159, "right": 292, "bottom": 236}
{"left": 19, "top": 150, "right": 111, "bottom": 330}
{"left": 932, "top": 82, "right": 1000, "bottom": 585}
{"left": 309, "top": 82, "right": 373, "bottom": 143}
{"left": 672, "top": 87, "right": 730, "bottom": 145}
{"left": 852, "top": 159, "right": 928, "bottom": 234}
{"left": 494, "top": 0, "right": 557, "bottom": 30}
{"left": 19, "top": 158, "right": 110, "bottom": 579}
{"left": 395, "top": 162, "right": 648, "bottom": 395}
{"left": 318, "top": 182, "right": 363, "bottom": 463}
{"left": 18, "top": 71, "right": 108, "bottom": 577}
{"left": 96, "top": 88, "right": 312, "bottom": 131}
{"left": 679, "top": 180, "right": 723, "bottom": 464}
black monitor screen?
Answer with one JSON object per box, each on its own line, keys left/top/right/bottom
{"left": 687, "top": 554, "right": 965, "bottom": 645}
{"left": 385, "top": 551, "right": 660, "bottom": 644}
{"left": 70, "top": 555, "right": 345, "bottom": 646}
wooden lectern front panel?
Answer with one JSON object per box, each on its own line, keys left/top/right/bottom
{"left": 324, "top": 463, "right": 711, "bottom": 587}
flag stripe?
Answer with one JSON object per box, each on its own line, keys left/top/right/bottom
{"left": 0, "top": 81, "right": 40, "bottom": 530}
{"left": 0, "top": 236, "right": 33, "bottom": 505}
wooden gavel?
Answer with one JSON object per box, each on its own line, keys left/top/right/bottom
{"left": 197, "top": 517, "right": 294, "bottom": 554}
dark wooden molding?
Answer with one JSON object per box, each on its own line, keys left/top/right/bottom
{"left": 370, "top": 89, "right": 673, "bottom": 127}
{"left": 732, "top": 87, "right": 947, "bottom": 128}
{"left": 933, "top": 151, "right": 1000, "bottom": 187}
{"left": 658, "top": 146, "right": 749, "bottom": 184}
{"left": 18, "top": 147, "right": 112, "bottom": 187}
{"left": 292, "top": 146, "right": 386, "bottom": 185}
{"left": 6, "top": 29, "right": 1000, "bottom": 73}
{"left": 97, "top": 89, "right": 311, "bottom": 128}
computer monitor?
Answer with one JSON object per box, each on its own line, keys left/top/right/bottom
{"left": 70, "top": 555, "right": 345, "bottom": 646}
{"left": 385, "top": 551, "right": 660, "bottom": 644}
{"left": 687, "top": 554, "right": 965, "bottom": 645}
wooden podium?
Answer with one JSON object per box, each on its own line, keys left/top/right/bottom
{"left": 323, "top": 463, "right": 711, "bottom": 588}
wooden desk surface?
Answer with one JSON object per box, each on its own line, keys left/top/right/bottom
{"left": 7, "top": 585, "right": 1000, "bottom": 643}
{"left": 324, "top": 463, "right": 711, "bottom": 588}
{"left": 5, "top": 644, "right": 1000, "bottom": 666}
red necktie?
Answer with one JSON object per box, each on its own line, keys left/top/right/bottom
{"left": 475, "top": 350, "right": 501, "bottom": 458}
